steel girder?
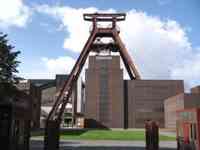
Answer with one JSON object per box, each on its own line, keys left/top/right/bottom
{"left": 44, "top": 13, "right": 141, "bottom": 150}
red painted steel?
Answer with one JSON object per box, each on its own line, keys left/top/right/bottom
{"left": 176, "top": 108, "right": 200, "bottom": 150}
{"left": 44, "top": 13, "right": 141, "bottom": 150}
{"left": 182, "top": 123, "right": 190, "bottom": 144}
{"left": 47, "top": 12, "right": 141, "bottom": 124}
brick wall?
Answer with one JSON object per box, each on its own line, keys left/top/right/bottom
{"left": 85, "top": 55, "right": 124, "bottom": 128}
{"left": 164, "top": 93, "right": 200, "bottom": 128}
{"left": 127, "top": 80, "right": 184, "bottom": 128}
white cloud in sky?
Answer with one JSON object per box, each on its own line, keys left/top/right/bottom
{"left": 0, "top": 0, "right": 31, "bottom": 28}
{"left": 36, "top": 5, "right": 115, "bottom": 52}
{"left": 41, "top": 56, "right": 76, "bottom": 78}
{"left": 19, "top": 56, "right": 76, "bottom": 79}
{"left": 33, "top": 5, "right": 200, "bottom": 89}
{"left": 171, "top": 51, "right": 200, "bottom": 88}
{"left": 119, "top": 10, "right": 192, "bottom": 79}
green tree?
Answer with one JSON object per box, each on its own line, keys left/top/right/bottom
{"left": 0, "top": 33, "right": 21, "bottom": 99}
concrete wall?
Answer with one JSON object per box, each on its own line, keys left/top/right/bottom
{"left": 76, "top": 77, "right": 84, "bottom": 113}
{"left": 164, "top": 94, "right": 185, "bottom": 128}
{"left": 127, "top": 80, "right": 184, "bottom": 128}
{"left": 191, "top": 86, "right": 200, "bottom": 94}
{"left": 184, "top": 94, "right": 200, "bottom": 107}
{"left": 41, "top": 86, "right": 56, "bottom": 106}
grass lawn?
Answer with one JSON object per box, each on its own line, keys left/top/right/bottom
{"left": 32, "top": 129, "right": 176, "bottom": 141}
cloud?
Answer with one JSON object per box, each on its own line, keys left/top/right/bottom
{"left": 0, "top": 0, "right": 31, "bottom": 28}
{"left": 36, "top": 5, "right": 115, "bottom": 52}
{"left": 171, "top": 50, "right": 200, "bottom": 88}
{"left": 35, "top": 5, "right": 200, "bottom": 89}
{"left": 41, "top": 56, "right": 76, "bottom": 78}
{"left": 119, "top": 10, "right": 192, "bottom": 78}
{"left": 19, "top": 56, "right": 76, "bottom": 79}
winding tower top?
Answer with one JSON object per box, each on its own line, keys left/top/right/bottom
{"left": 84, "top": 13, "right": 125, "bottom": 29}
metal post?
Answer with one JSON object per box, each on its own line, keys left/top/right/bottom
{"left": 145, "top": 121, "right": 152, "bottom": 150}
{"left": 44, "top": 120, "right": 60, "bottom": 150}
{"left": 145, "top": 120, "right": 159, "bottom": 150}
{"left": 152, "top": 121, "right": 159, "bottom": 150}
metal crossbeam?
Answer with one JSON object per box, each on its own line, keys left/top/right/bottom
{"left": 84, "top": 13, "right": 126, "bottom": 22}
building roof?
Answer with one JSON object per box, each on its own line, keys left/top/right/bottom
{"left": 30, "top": 79, "right": 55, "bottom": 87}
{"left": 41, "top": 103, "right": 72, "bottom": 116}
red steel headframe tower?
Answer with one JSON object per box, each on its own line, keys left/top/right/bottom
{"left": 44, "top": 13, "right": 141, "bottom": 150}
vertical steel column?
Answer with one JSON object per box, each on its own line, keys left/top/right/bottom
{"left": 145, "top": 120, "right": 159, "bottom": 150}
{"left": 44, "top": 120, "right": 60, "bottom": 150}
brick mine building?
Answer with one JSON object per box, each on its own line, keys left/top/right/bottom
{"left": 17, "top": 56, "right": 200, "bottom": 130}
{"left": 85, "top": 55, "right": 184, "bottom": 128}
{"left": 164, "top": 86, "right": 200, "bottom": 128}
{"left": 14, "top": 13, "right": 200, "bottom": 133}
{"left": 16, "top": 75, "right": 84, "bottom": 129}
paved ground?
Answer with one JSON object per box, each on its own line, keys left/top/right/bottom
{"left": 30, "top": 129, "right": 177, "bottom": 150}
{"left": 159, "top": 131, "right": 176, "bottom": 137}
{"left": 30, "top": 139, "right": 177, "bottom": 150}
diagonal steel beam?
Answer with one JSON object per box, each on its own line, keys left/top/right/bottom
{"left": 112, "top": 30, "right": 141, "bottom": 79}
{"left": 57, "top": 38, "right": 93, "bottom": 122}
{"left": 47, "top": 29, "right": 97, "bottom": 121}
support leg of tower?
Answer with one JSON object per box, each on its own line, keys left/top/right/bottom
{"left": 44, "top": 120, "right": 60, "bottom": 150}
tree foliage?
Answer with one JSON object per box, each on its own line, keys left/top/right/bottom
{"left": 0, "top": 32, "right": 21, "bottom": 99}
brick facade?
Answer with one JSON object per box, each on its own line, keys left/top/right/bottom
{"left": 164, "top": 92, "right": 200, "bottom": 128}
{"left": 85, "top": 55, "right": 124, "bottom": 128}
{"left": 126, "top": 80, "right": 184, "bottom": 128}
{"left": 85, "top": 55, "right": 184, "bottom": 128}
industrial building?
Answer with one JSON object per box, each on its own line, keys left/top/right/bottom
{"left": 126, "top": 79, "right": 183, "bottom": 128}
{"left": 14, "top": 13, "right": 200, "bottom": 131}
{"left": 17, "top": 75, "right": 84, "bottom": 128}
{"left": 164, "top": 86, "right": 200, "bottom": 128}
{"left": 85, "top": 55, "right": 124, "bottom": 128}
{"left": 16, "top": 57, "right": 200, "bottom": 130}
{"left": 85, "top": 55, "right": 184, "bottom": 128}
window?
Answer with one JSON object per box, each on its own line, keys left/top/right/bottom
{"left": 99, "top": 60, "right": 110, "bottom": 123}
{"left": 190, "top": 124, "right": 197, "bottom": 140}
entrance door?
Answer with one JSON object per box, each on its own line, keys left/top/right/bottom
{"left": 183, "top": 123, "right": 190, "bottom": 144}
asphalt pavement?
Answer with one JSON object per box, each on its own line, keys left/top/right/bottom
{"left": 30, "top": 139, "right": 177, "bottom": 150}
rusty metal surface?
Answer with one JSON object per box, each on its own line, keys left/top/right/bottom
{"left": 45, "top": 13, "right": 141, "bottom": 149}
{"left": 47, "top": 30, "right": 97, "bottom": 122}
{"left": 83, "top": 13, "right": 126, "bottom": 22}
{"left": 176, "top": 108, "right": 200, "bottom": 150}
{"left": 47, "top": 12, "right": 141, "bottom": 123}
{"left": 145, "top": 121, "right": 159, "bottom": 150}
{"left": 112, "top": 30, "right": 141, "bottom": 79}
